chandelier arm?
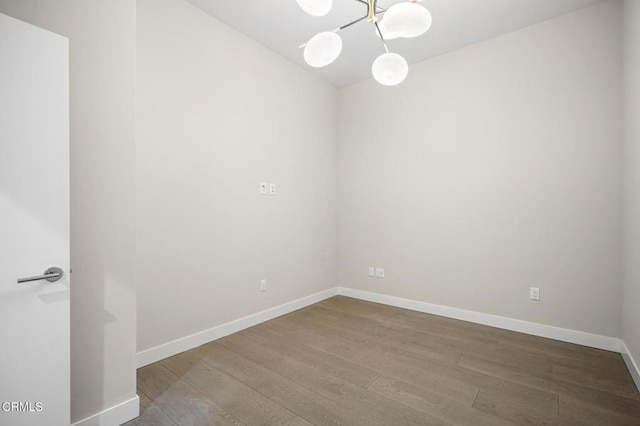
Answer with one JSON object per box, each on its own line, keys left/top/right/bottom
{"left": 298, "top": 14, "right": 368, "bottom": 49}
{"left": 374, "top": 21, "right": 390, "bottom": 53}
{"left": 339, "top": 14, "right": 369, "bottom": 31}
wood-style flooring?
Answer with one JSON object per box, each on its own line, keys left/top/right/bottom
{"left": 125, "top": 296, "right": 640, "bottom": 425}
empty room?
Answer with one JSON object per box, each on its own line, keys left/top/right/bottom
{"left": 1, "top": 0, "right": 640, "bottom": 425}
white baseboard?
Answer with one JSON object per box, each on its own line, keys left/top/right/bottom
{"left": 71, "top": 395, "right": 139, "bottom": 426}
{"left": 622, "top": 341, "right": 640, "bottom": 392}
{"left": 135, "top": 285, "right": 635, "bottom": 394}
{"left": 337, "top": 287, "right": 622, "bottom": 353}
{"left": 137, "top": 286, "right": 623, "bottom": 368}
{"left": 136, "top": 288, "right": 339, "bottom": 368}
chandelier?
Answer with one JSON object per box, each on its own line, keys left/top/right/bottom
{"left": 297, "top": 0, "right": 432, "bottom": 86}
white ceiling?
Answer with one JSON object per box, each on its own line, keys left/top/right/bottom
{"left": 186, "top": 0, "right": 604, "bottom": 87}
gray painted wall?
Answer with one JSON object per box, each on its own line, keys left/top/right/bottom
{"left": 136, "top": 0, "right": 338, "bottom": 353}
{"left": 623, "top": 0, "right": 640, "bottom": 374}
{"left": 337, "top": 1, "right": 623, "bottom": 337}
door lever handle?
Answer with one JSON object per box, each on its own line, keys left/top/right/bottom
{"left": 17, "top": 267, "right": 64, "bottom": 284}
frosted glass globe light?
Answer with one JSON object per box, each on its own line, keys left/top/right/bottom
{"left": 372, "top": 52, "right": 408, "bottom": 86}
{"left": 375, "top": 20, "right": 399, "bottom": 40}
{"left": 383, "top": 2, "right": 432, "bottom": 38}
{"left": 304, "top": 32, "right": 343, "bottom": 67}
{"left": 296, "top": 0, "right": 332, "bottom": 17}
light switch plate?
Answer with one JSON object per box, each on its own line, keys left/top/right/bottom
{"left": 269, "top": 183, "right": 276, "bottom": 195}
{"left": 375, "top": 268, "right": 385, "bottom": 278}
{"left": 530, "top": 287, "right": 540, "bottom": 301}
{"left": 260, "top": 183, "right": 267, "bottom": 195}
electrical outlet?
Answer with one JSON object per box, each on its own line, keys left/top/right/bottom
{"left": 260, "top": 279, "right": 267, "bottom": 292}
{"left": 375, "top": 268, "right": 385, "bottom": 278}
{"left": 368, "top": 267, "right": 375, "bottom": 277}
{"left": 269, "top": 183, "right": 276, "bottom": 195}
{"left": 259, "top": 182, "right": 267, "bottom": 195}
{"left": 530, "top": 287, "right": 540, "bottom": 301}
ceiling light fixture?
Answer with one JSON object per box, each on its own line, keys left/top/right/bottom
{"left": 298, "top": 0, "right": 432, "bottom": 86}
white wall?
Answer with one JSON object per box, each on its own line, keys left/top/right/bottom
{"left": 136, "top": 0, "right": 337, "bottom": 353}
{"left": 623, "top": 0, "right": 640, "bottom": 376}
{"left": 338, "top": 1, "right": 623, "bottom": 337}
{"left": 0, "top": 0, "right": 137, "bottom": 423}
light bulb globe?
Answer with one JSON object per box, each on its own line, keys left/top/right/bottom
{"left": 296, "top": 0, "right": 332, "bottom": 17}
{"left": 383, "top": 2, "right": 432, "bottom": 38}
{"left": 372, "top": 52, "right": 408, "bottom": 86}
{"left": 304, "top": 32, "right": 342, "bottom": 68}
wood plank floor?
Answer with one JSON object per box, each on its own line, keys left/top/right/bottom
{"left": 125, "top": 296, "right": 640, "bottom": 425}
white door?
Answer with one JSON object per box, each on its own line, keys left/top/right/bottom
{"left": 0, "top": 12, "right": 70, "bottom": 426}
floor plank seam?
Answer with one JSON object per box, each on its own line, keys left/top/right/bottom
{"left": 178, "top": 353, "right": 307, "bottom": 425}
{"left": 471, "top": 388, "right": 480, "bottom": 408}
{"left": 213, "top": 332, "right": 452, "bottom": 425}
{"left": 203, "top": 341, "right": 374, "bottom": 425}
{"left": 364, "top": 374, "right": 382, "bottom": 390}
